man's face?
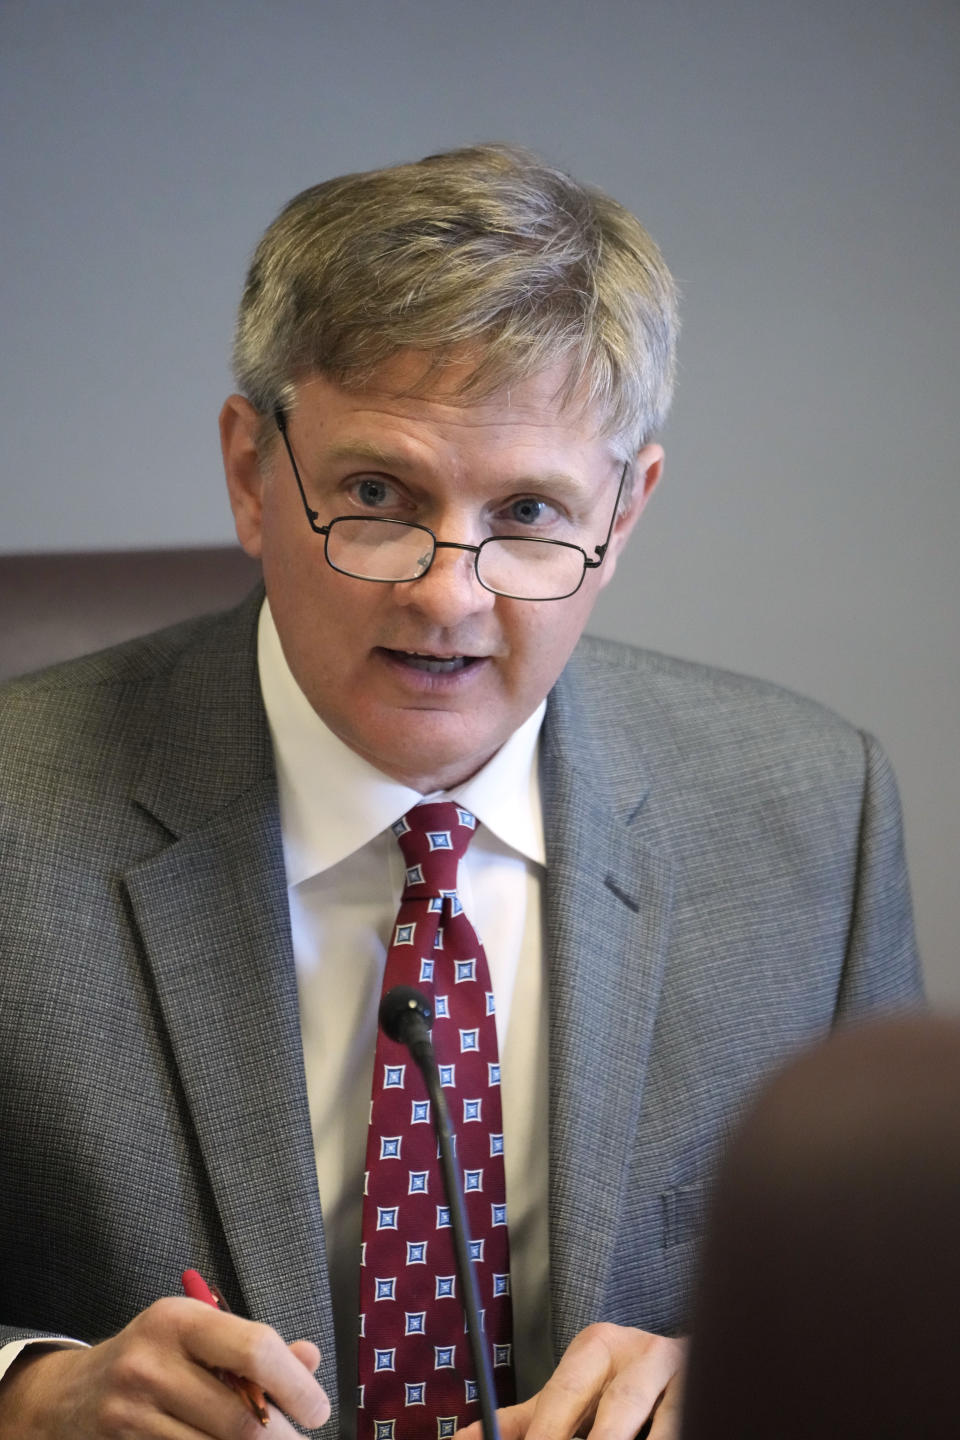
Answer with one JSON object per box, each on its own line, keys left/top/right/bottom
{"left": 222, "top": 353, "right": 662, "bottom": 792}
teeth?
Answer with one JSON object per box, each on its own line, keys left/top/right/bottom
{"left": 398, "top": 651, "right": 470, "bottom": 674}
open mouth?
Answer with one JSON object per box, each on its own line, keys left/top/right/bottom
{"left": 384, "top": 649, "right": 480, "bottom": 675}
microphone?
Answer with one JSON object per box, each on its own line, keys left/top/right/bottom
{"left": 378, "top": 984, "right": 435, "bottom": 1064}
{"left": 378, "top": 985, "right": 502, "bottom": 1440}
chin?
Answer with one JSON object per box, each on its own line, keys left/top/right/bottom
{"left": 374, "top": 737, "right": 494, "bottom": 792}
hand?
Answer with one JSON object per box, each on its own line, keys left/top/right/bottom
{"left": 456, "top": 1323, "right": 685, "bottom": 1440}
{"left": 0, "top": 1297, "right": 331, "bottom": 1439}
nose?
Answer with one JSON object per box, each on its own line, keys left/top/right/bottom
{"left": 391, "top": 540, "right": 497, "bottom": 625}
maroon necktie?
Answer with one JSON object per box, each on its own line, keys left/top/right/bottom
{"left": 357, "top": 801, "right": 516, "bottom": 1440}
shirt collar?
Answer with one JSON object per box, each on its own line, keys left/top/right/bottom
{"left": 257, "top": 599, "right": 546, "bottom": 887}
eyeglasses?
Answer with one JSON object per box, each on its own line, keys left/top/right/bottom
{"left": 274, "top": 408, "right": 629, "bottom": 602}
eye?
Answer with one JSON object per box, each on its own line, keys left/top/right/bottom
{"left": 503, "top": 497, "right": 556, "bottom": 528}
{"left": 349, "top": 476, "right": 402, "bottom": 510}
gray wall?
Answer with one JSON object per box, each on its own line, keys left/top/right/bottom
{"left": 2, "top": 0, "right": 958, "bottom": 1002}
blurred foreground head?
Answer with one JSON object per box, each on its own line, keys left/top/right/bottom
{"left": 682, "top": 1015, "right": 960, "bottom": 1440}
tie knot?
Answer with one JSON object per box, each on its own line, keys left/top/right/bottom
{"left": 392, "top": 801, "right": 478, "bottom": 897}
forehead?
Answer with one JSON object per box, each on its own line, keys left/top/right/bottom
{"left": 286, "top": 350, "right": 621, "bottom": 478}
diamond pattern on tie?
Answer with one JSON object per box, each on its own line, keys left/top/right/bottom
{"left": 358, "top": 802, "right": 515, "bottom": 1438}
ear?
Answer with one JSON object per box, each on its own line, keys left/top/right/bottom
{"left": 597, "top": 443, "right": 664, "bottom": 589}
{"left": 220, "top": 394, "right": 267, "bottom": 559}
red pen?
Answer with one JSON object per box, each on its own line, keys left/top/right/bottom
{"left": 181, "top": 1268, "right": 270, "bottom": 1426}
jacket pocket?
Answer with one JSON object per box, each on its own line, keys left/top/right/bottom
{"left": 661, "top": 1180, "right": 712, "bottom": 1249}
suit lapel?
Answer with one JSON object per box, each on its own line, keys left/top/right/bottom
{"left": 120, "top": 594, "right": 338, "bottom": 1418}
{"left": 124, "top": 787, "right": 334, "bottom": 1349}
{"left": 541, "top": 657, "right": 676, "bottom": 1354}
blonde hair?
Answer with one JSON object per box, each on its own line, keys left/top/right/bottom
{"left": 233, "top": 143, "right": 678, "bottom": 449}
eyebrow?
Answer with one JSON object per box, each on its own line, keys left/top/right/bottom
{"left": 321, "top": 440, "right": 411, "bottom": 469}
{"left": 318, "top": 441, "right": 606, "bottom": 500}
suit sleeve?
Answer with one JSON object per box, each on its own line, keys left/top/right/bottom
{"left": 834, "top": 731, "right": 924, "bottom": 1018}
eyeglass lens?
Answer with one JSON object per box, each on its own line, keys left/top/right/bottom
{"left": 326, "top": 519, "right": 585, "bottom": 599}
{"left": 327, "top": 519, "right": 433, "bottom": 582}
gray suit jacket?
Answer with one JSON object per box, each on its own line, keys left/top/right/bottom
{"left": 0, "top": 590, "right": 921, "bottom": 1436}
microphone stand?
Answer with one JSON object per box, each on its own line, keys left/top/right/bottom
{"left": 382, "top": 989, "right": 502, "bottom": 1440}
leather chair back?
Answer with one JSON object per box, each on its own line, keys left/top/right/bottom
{"left": 0, "top": 547, "right": 261, "bottom": 682}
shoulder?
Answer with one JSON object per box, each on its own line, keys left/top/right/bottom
{"left": 0, "top": 594, "right": 262, "bottom": 808}
{"left": 568, "top": 632, "right": 866, "bottom": 742}
{"left": 557, "top": 633, "right": 879, "bottom": 808}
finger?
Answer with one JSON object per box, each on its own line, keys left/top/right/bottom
{"left": 116, "top": 1331, "right": 300, "bottom": 1440}
{"left": 176, "top": 1300, "right": 330, "bottom": 1431}
{"left": 109, "top": 1410, "right": 232, "bottom": 1440}
{"left": 517, "top": 1326, "right": 623, "bottom": 1440}
{"left": 86, "top": 1350, "right": 265, "bottom": 1440}
{"left": 647, "top": 1374, "right": 683, "bottom": 1440}
{"left": 288, "top": 1339, "right": 322, "bottom": 1372}
{"left": 586, "top": 1339, "right": 683, "bottom": 1440}
{"left": 455, "top": 1397, "right": 537, "bottom": 1440}
{"left": 586, "top": 1362, "right": 676, "bottom": 1440}
{"left": 497, "top": 1398, "right": 541, "bottom": 1440}
{"left": 162, "top": 1365, "right": 301, "bottom": 1440}
{"left": 518, "top": 1370, "right": 597, "bottom": 1438}
{"left": 522, "top": 1325, "right": 683, "bottom": 1440}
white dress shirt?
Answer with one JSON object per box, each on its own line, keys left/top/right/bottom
{"left": 258, "top": 601, "right": 553, "bottom": 1430}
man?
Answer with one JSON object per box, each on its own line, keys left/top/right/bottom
{"left": 0, "top": 144, "right": 921, "bottom": 1439}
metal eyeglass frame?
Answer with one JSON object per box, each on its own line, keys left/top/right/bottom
{"left": 274, "top": 407, "right": 629, "bottom": 601}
